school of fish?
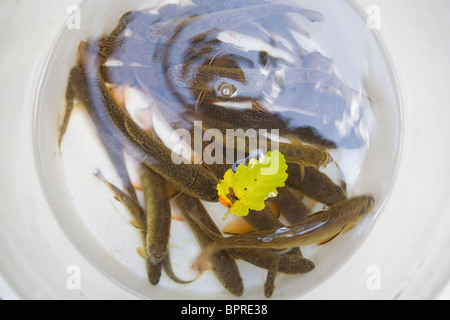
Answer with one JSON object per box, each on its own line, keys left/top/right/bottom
{"left": 58, "top": 0, "right": 375, "bottom": 298}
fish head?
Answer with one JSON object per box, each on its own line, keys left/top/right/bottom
{"left": 343, "top": 195, "right": 375, "bottom": 232}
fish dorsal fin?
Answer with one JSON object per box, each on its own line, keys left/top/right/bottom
{"left": 318, "top": 224, "right": 346, "bottom": 246}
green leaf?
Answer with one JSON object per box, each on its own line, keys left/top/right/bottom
{"left": 217, "top": 150, "right": 289, "bottom": 217}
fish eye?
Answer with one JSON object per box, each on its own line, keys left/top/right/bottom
{"left": 217, "top": 82, "right": 236, "bottom": 98}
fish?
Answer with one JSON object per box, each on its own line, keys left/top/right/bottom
{"left": 243, "top": 206, "right": 284, "bottom": 231}
{"left": 192, "top": 159, "right": 313, "bottom": 298}
{"left": 98, "top": 10, "right": 167, "bottom": 61}
{"left": 94, "top": 170, "right": 145, "bottom": 231}
{"left": 61, "top": 65, "right": 139, "bottom": 204}
{"left": 192, "top": 196, "right": 375, "bottom": 272}
{"left": 194, "top": 120, "right": 332, "bottom": 173}
{"left": 176, "top": 193, "right": 314, "bottom": 298}
{"left": 146, "top": 259, "right": 163, "bottom": 286}
{"left": 168, "top": 65, "right": 346, "bottom": 97}
{"left": 264, "top": 255, "right": 280, "bottom": 298}
{"left": 240, "top": 206, "right": 313, "bottom": 298}
{"left": 286, "top": 165, "right": 347, "bottom": 206}
{"left": 94, "top": 170, "right": 194, "bottom": 285}
{"left": 140, "top": 164, "right": 171, "bottom": 264}
{"left": 61, "top": 3, "right": 376, "bottom": 298}
{"left": 74, "top": 41, "right": 219, "bottom": 202}
{"left": 144, "top": 249, "right": 198, "bottom": 285}
{"left": 270, "top": 187, "right": 310, "bottom": 225}
{"left": 174, "top": 193, "right": 244, "bottom": 297}
{"left": 98, "top": 11, "right": 134, "bottom": 61}
{"left": 198, "top": 102, "right": 337, "bottom": 148}
{"left": 226, "top": 247, "right": 314, "bottom": 275}
{"left": 146, "top": 4, "right": 324, "bottom": 44}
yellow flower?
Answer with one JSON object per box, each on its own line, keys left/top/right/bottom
{"left": 216, "top": 150, "right": 289, "bottom": 217}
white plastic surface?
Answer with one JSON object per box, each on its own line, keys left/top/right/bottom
{"left": 1, "top": 0, "right": 450, "bottom": 300}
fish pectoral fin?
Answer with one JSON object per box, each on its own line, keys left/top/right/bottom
{"left": 299, "top": 165, "right": 305, "bottom": 182}
{"left": 251, "top": 100, "right": 269, "bottom": 114}
{"left": 318, "top": 225, "right": 346, "bottom": 246}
